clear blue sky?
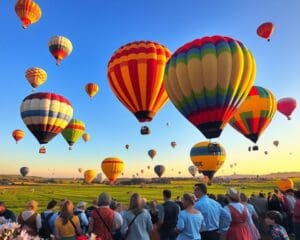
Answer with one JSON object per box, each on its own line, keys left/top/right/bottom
{"left": 0, "top": 0, "right": 299, "bottom": 178}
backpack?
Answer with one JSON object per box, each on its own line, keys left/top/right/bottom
{"left": 39, "top": 212, "right": 54, "bottom": 239}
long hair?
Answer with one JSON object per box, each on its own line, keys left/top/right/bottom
{"left": 128, "top": 193, "right": 143, "bottom": 215}
{"left": 59, "top": 200, "right": 74, "bottom": 225}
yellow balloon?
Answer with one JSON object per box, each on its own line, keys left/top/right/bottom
{"left": 101, "top": 157, "right": 124, "bottom": 183}
{"left": 84, "top": 170, "right": 96, "bottom": 184}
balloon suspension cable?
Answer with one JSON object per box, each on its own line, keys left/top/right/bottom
{"left": 69, "top": 146, "right": 72, "bottom": 151}
{"left": 288, "top": 116, "right": 291, "bottom": 120}
{"left": 31, "top": 88, "right": 35, "bottom": 93}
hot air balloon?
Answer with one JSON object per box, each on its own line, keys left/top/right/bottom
{"left": 101, "top": 157, "right": 124, "bottom": 183}
{"left": 20, "top": 167, "right": 29, "bottom": 177}
{"left": 97, "top": 173, "right": 103, "bottom": 183}
{"left": 188, "top": 165, "right": 197, "bottom": 177}
{"left": 25, "top": 67, "right": 47, "bottom": 90}
{"left": 141, "top": 169, "right": 144, "bottom": 174}
{"left": 12, "top": 129, "right": 25, "bottom": 143}
{"left": 178, "top": 171, "right": 181, "bottom": 175}
{"left": 230, "top": 164, "right": 233, "bottom": 169}
{"left": 273, "top": 140, "right": 279, "bottom": 147}
{"left": 82, "top": 133, "right": 90, "bottom": 143}
{"left": 277, "top": 98, "right": 297, "bottom": 120}
{"left": 20, "top": 92, "right": 73, "bottom": 151}
{"left": 48, "top": 36, "right": 73, "bottom": 66}
{"left": 154, "top": 165, "right": 165, "bottom": 178}
{"left": 230, "top": 86, "right": 276, "bottom": 143}
{"left": 190, "top": 141, "right": 226, "bottom": 181}
{"left": 277, "top": 178, "right": 294, "bottom": 192}
{"left": 85, "top": 83, "right": 99, "bottom": 99}
{"left": 248, "top": 147, "right": 251, "bottom": 152}
{"left": 164, "top": 36, "right": 256, "bottom": 139}
{"left": 61, "top": 119, "right": 85, "bottom": 150}
{"left": 147, "top": 165, "right": 150, "bottom": 170}
{"left": 15, "top": 0, "right": 41, "bottom": 29}
{"left": 107, "top": 41, "right": 171, "bottom": 133}
{"left": 234, "top": 163, "right": 237, "bottom": 167}
{"left": 264, "top": 151, "right": 268, "bottom": 155}
{"left": 78, "top": 168, "right": 82, "bottom": 173}
{"left": 257, "top": 22, "right": 274, "bottom": 41}
{"left": 171, "top": 141, "right": 177, "bottom": 148}
{"left": 125, "top": 144, "right": 130, "bottom": 150}
{"left": 84, "top": 170, "right": 96, "bottom": 184}
{"left": 148, "top": 149, "right": 156, "bottom": 160}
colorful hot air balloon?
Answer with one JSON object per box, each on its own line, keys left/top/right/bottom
{"left": 257, "top": 22, "right": 274, "bottom": 41}
{"left": 12, "top": 129, "right": 25, "bottom": 143}
{"left": 15, "top": 0, "right": 41, "bottom": 29}
{"left": 48, "top": 36, "right": 73, "bottom": 66}
{"left": 171, "top": 141, "right": 177, "bottom": 148}
{"left": 101, "top": 157, "right": 124, "bottom": 183}
{"left": 25, "top": 67, "right": 47, "bottom": 90}
{"left": 188, "top": 165, "right": 197, "bottom": 177}
{"left": 148, "top": 149, "right": 157, "bottom": 160}
{"left": 78, "top": 168, "right": 82, "bottom": 173}
{"left": 190, "top": 141, "right": 226, "bottom": 180}
{"left": 20, "top": 167, "right": 29, "bottom": 177}
{"left": 277, "top": 178, "right": 294, "bottom": 192}
{"left": 154, "top": 165, "right": 165, "bottom": 178}
{"left": 273, "top": 140, "right": 279, "bottom": 147}
{"left": 107, "top": 41, "right": 171, "bottom": 130}
{"left": 61, "top": 119, "right": 85, "bottom": 150}
{"left": 164, "top": 36, "right": 256, "bottom": 139}
{"left": 84, "top": 170, "right": 96, "bottom": 184}
{"left": 20, "top": 92, "right": 73, "bottom": 151}
{"left": 277, "top": 98, "right": 297, "bottom": 120}
{"left": 82, "top": 133, "right": 90, "bottom": 143}
{"left": 85, "top": 83, "right": 99, "bottom": 99}
{"left": 230, "top": 86, "right": 277, "bottom": 143}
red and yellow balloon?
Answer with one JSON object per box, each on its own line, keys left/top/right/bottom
{"left": 101, "top": 157, "right": 124, "bottom": 183}
{"left": 12, "top": 129, "right": 25, "bottom": 143}
{"left": 15, "top": 0, "right": 42, "bottom": 29}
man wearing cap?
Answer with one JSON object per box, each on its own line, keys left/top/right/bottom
{"left": 194, "top": 183, "right": 231, "bottom": 240}
{"left": 74, "top": 201, "right": 89, "bottom": 234}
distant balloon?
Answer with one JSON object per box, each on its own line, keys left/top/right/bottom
{"left": 48, "top": 36, "right": 73, "bottom": 66}
{"left": 15, "top": 0, "right": 41, "bottom": 29}
{"left": 234, "top": 163, "right": 237, "bottom": 167}
{"left": 154, "top": 165, "right": 165, "bottom": 178}
{"left": 188, "top": 165, "right": 197, "bottom": 177}
{"left": 147, "top": 165, "right": 151, "bottom": 170}
{"left": 264, "top": 151, "right": 268, "bottom": 155}
{"left": 61, "top": 119, "right": 85, "bottom": 150}
{"left": 230, "top": 86, "right": 277, "bottom": 143}
{"left": 230, "top": 164, "right": 233, "bottom": 169}
{"left": 85, "top": 83, "right": 99, "bottom": 99}
{"left": 20, "top": 167, "right": 29, "bottom": 177}
{"left": 166, "top": 122, "right": 170, "bottom": 127}
{"left": 78, "top": 168, "right": 82, "bottom": 173}
{"left": 190, "top": 141, "right": 226, "bottom": 180}
{"left": 125, "top": 144, "right": 130, "bottom": 150}
{"left": 82, "top": 133, "right": 90, "bottom": 143}
{"left": 257, "top": 22, "right": 274, "bottom": 41}
{"left": 277, "top": 98, "right": 297, "bottom": 120}
{"left": 97, "top": 173, "right": 103, "bottom": 183}
{"left": 277, "top": 178, "right": 294, "bottom": 192}
{"left": 248, "top": 147, "right": 251, "bottom": 152}
{"left": 273, "top": 140, "right": 279, "bottom": 147}
{"left": 84, "top": 170, "right": 96, "bottom": 184}
{"left": 178, "top": 171, "right": 181, "bottom": 175}
{"left": 12, "top": 129, "right": 25, "bottom": 143}
{"left": 101, "top": 157, "right": 124, "bottom": 183}
{"left": 141, "top": 126, "right": 151, "bottom": 135}
{"left": 252, "top": 146, "right": 259, "bottom": 151}
{"left": 25, "top": 67, "right": 47, "bottom": 90}
{"left": 171, "top": 141, "right": 177, "bottom": 148}
{"left": 148, "top": 149, "right": 157, "bottom": 160}
{"left": 141, "top": 169, "right": 144, "bottom": 174}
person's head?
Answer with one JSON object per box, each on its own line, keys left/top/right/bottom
{"left": 115, "top": 203, "right": 122, "bottom": 212}
{"left": 47, "top": 200, "right": 57, "bottom": 210}
{"left": 149, "top": 200, "right": 157, "bottom": 212}
{"left": 92, "top": 199, "right": 98, "bottom": 206}
{"left": 110, "top": 200, "right": 118, "bottom": 210}
{"left": 209, "top": 194, "right": 216, "bottom": 201}
{"left": 217, "top": 194, "right": 225, "bottom": 203}
{"left": 163, "top": 190, "right": 171, "bottom": 201}
{"left": 271, "top": 194, "right": 279, "bottom": 201}
{"left": 265, "top": 211, "right": 283, "bottom": 226}
{"left": 0, "top": 201, "right": 6, "bottom": 213}
{"left": 240, "top": 193, "right": 248, "bottom": 203}
{"left": 77, "top": 201, "right": 87, "bottom": 210}
{"left": 176, "top": 196, "right": 181, "bottom": 201}
{"left": 259, "top": 192, "right": 265, "bottom": 198}
{"left": 60, "top": 200, "right": 74, "bottom": 225}
{"left": 274, "top": 188, "right": 279, "bottom": 194}
{"left": 182, "top": 193, "right": 196, "bottom": 209}
{"left": 294, "top": 190, "right": 300, "bottom": 199}
{"left": 98, "top": 192, "right": 111, "bottom": 207}
{"left": 227, "top": 188, "right": 240, "bottom": 203}
{"left": 26, "top": 200, "right": 38, "bottom": 211}
{"left": 141, "top": 198, "right": 147, "bottom": 207}
{"left": 194, "top": 183, "right": 207, "bottom": 198}
{"left": 60, "top": 199, "right": 66, "bottom": 210}
{"left": 129, "top": 193, "right": 143, "bottom": 214}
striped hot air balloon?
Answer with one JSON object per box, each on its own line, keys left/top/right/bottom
{"left": 15, "top": 0, "right": 42, "bottom": 29}
{"left": 25, "top": 67, "right": 47, "bottom": 90}
{"left": 85, "top": 83, "right": 99, "bottom": 99}
{"left": 48, "top": 36, "right": 73, "bottom": 66}
{"left": 101, "top": 157, "right": 124, "bottom": 183}
{"left": 190, "top": 141, "right": 226, "bottom": 180}
{"left": 229, "top": 86, "right": 277, "bottom": 143}
{"left": 107, "top": 41, "right": 171, "bottom": 126}
{"left": 61, "top": 119, "right": 85, "bottom": 150}
{"left": 12, "top": 129, "right": 25, "bottom": 143}
{"left": 20, "top": 92, "right": 73, "bottom": 150}
{"left": 164, "top": 36, "right": 256, "bottom": 139}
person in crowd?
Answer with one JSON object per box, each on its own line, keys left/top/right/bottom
{"left": 224, "top": 188, "right": 251, "bottom": 240}
{"left": 110, "top": 200, "right": 124, "bottom": 240}
{"left": 88, "top": 192, "right": 122, "bottom": 240}
{"left": 74, "top": 201, "right": 89, "bottom": 234}
{"left": 149, "top": 200, "right": 160, "bottom": 240}
{"left": 17, "top": 200, "right": 41, "bottom": 237}
{"left": 265, "top": 210, "right": 290, "bottom": 240}
{"left": 176, "top": 193, "right": 205, "bottom": 240}
{"left": 39, "top": 199, "right": 58, "bottom": 239}
{"left": 208, "top": 194, "right": 216, "bottom": 201}
{"left": 158, "top": 190, "right": 180, "bottom": 240}
{"left": 55, "top": 200, "right": 82, "bottom": 240}
{"left": 142, "top": 198, "right": 150, "bottom": 210}
{"left": 121, "top": 193, "right": 152, "bottom": 240}
{"left": 216, "top": 195, "right": 226, "bottom": 207}
{"left": 240, "top": 193, "right": 260, "bottom": 240}
{"left": 194, "top": 183, "right": 231, "bottom": 240}
{"left": 0, "top": 201, "right": 16, "bottom": 222}
{"left": 293, "top": 190, "right": 300, "bottom": 240}
{"left": 285, "top": 189, "right": 296, "bottom": 234}
{"left": 268, "top": 194, "right": 285, "bottom": 212}
{"left": 85, "top": 199, "right": 98, "bottom": 218}
{"left": 175, "top": 196, "right": 184, "bottom": 210}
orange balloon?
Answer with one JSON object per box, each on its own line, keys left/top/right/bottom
{"left": 277, "top": 178, "right": 294, "bottom": 192}
{"left": 101, "top": 157, "right": 124, "bottom": 183}
{"left": 84, "top": 170, "right": 96, "bottom": 184}
{"left": 85, "top": 83, "right": 99, "bottom": 99}
{"left": 15, "top": 0, "right": 42, "bottom": 29}
{"left": 82, "top": 133, "right": 90, "bottom": 143}
{"left": 12, "top": 129, "right": 25, "bottom": 143}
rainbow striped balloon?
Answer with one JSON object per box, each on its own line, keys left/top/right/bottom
{"left": 230, "top": 86, "right": 276, "bottom": 143}
{"left": 164, "top": 36, "right": 256, "bottom": 139}
{"left": 61, "top": 119, "right": 85, "bottom": 149}
{"left": 20, "top": 92, "right": 73, "bottom": 144}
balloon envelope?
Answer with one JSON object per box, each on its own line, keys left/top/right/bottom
{"left": 61, "top": 119, "right": 85, "bottom": 148}
{"left": 154, "top": 165, "right": 165, "bottom": 178}
{"left": 20, "top": 167, "right": 29, "bottom": 177}
{"left": 101, "top": 157, "right": 124, "bottom": 183}
{"left": 84, "top": 170, "right": 96, "bottom": 184}
{"left": 85, "top": 83, "right": 99, "bottom": 99}
{"left": 171, "top": 141, "right": 177, "bottom": 148}
{"left": 188, "top": 165, "right": 197, "bottom": 177}
{"left": 148, "top": 149, "right": 157, "bottom": 159}
{"left": 25, "top": 67, "right": 47, "bottom": 89}
{"left": 257, "top": 22, "right": 274, "bottom": 41}
{"left": 15, "top": 0, "right": 41, "bottom": 29}
{"left": 277, "top": 178, "right": 294, "bottom": 192}
{"left": 277, "top": 98, "right": 297, "bottom": 120}
{"left": 12, "top": 129, "right": 25, "bottom": 143}
{"left": 48, "top": 36, "right": 73, "bottom": 65}
{"left": 273, "top": 140, "right": 279, "bottom": 147}
{"left": 82, "top": 133, "right": 90, "bottom": 142}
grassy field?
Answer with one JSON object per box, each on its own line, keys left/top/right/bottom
{"left": 1, "top": 178, "right": 299, "bottom": 214}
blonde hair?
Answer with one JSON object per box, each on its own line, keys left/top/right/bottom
{"left": 26, "top": 200, "right": 38, "bottom": 211}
